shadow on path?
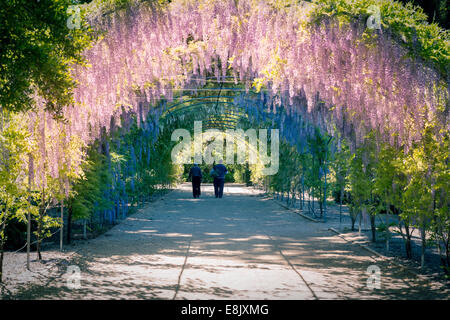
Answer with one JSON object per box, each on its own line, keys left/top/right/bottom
{"left": 7, "top": 184, "right": 449, "bottom": 300}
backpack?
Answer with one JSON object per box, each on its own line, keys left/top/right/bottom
{"left": 210, "top": 169, "right": 219, "bottom": 178}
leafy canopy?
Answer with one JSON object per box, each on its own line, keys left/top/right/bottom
{"left": 0, "top": 0, "right": 94, "bottom": 117}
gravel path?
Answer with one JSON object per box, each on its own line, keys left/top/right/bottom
{"left": 3, "top": 184, "right": 449, "bottom": 299}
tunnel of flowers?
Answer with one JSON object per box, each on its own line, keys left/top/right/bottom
{"left": 0, "top": 0, "right": 448, "bottom": 282}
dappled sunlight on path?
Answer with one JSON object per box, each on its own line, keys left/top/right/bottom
{"left": 10, "top": 184, "right": 449, "bottom": 300}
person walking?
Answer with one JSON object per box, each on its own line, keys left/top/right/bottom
{"left": 188, "top": 163, "right": 202, "bottom": 198}
{"left": 210, "top": 164, "right": 219, "bottom": 198}
{"left": 212, "top": 159, "right": 228, "bottom": 198}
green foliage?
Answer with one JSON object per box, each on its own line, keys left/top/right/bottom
{"left": 373, "top": 143, "right": 397, "bottom": 209}
{"left": 0, "top": 110, "right": 33, "bottom": 281}
{"left": 88, "top": 0, "right": 170, "bottom": 19}
{"left": 67, "top": 111, "right": 182, "bottom": 226}
{"left": 0, "top": 110, "right": 32, "bottom": 228}
{"left": 307, "top": 128, "right": 331, "bottom": 211}
{"left": 376, "top": 221, "right": 397, "bottom": 238}
{"left": 69, "top": 148, "right": 113, "bottom": 221}
{"left": 0, "top": 0, "right": 95, "bottom": 116}
{"left": 267, "top": 125, "right": 333, "bottom": 218}
{"left": 310, "top": 0, "right": 450, "bottom": 77}
{"left": 330, "top": 138, "right": 351, "bottom": 203}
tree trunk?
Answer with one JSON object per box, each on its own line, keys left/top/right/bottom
{"left": 358, "top": 208, "right": 362, "bottom": 236}
{"left": 27, "top": 208, "right": 31, "bottom": 269}
{"left": 301, "top": 174, "right": 304, "bottom": 210}
{"left": 67, "top": 205, "right": 72, "bottom": 245}
{"left": 60, "top": 203, "right": 64, "bottom": 251}
{"left": 436, "top": 235, "right": 444, "bottom": 268}
{"left": 319, "top": 185, "right": 323, "bottom": 218}
{"left": 0, "top": 223, "right": 6, "bottom": 283}
{"left": 405, "top": 237, "right": 412, "bottom": 259}
{"left": 36, "top": 240, "right": 42, "bottom": 260}
{"left": 339, "top": 188, "right": 343, "bottom": 229}
{"left": 36, "top": 212, "right": 42, "bottom": 261}
{"left": 0, "top": 242, "right": 4, "bottom": 284}
{"left": 323, "top": 164, "right": 327, "bottom": 221}
{"left": 385, "top": 197, "right": 390, "bottom": 253}
{"left": 435, "top": 229, "right": 450, "bottom": 275}
{"left": 370, "top": 214, "right": 376, "bottom": 242}
{"left": 368, "top": 193, "right": 375, "bottom": 240}
{"left": 27, "top": 153, "right": 34, "bottom": 270}
{"left": 404, "top": 222, "right": 413, "bottom": 259}
{"left": 420, "top": 225, "right": 426, "bottom": 268}
{"left": 446, "top": 238, "right": 450, "bottom": 274}
{"left": 350, "top": 207, "right": 356, "bottom": 231}
{"left": 301, "top": 186, "right": 304, "bottom": 210}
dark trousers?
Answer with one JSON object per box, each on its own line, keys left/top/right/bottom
{"left": 192, "top": 176, "right": 201, "bottom": 198}
{"left": 213, "top": 178, "right": 225, "bottom": 198}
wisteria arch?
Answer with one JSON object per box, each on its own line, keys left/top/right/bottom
{"left": 28, "top": 0, "right": 448, "bottom": 187}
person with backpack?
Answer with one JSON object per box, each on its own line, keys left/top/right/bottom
{"left": 188, "top": 163, "right": 202, "bottom": 198}
{"left": 211, "top": 159, "right": 228, "bottom": 198}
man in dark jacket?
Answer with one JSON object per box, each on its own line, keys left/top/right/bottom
{"left": 188, "top": 163, "right": 202, "bottom": 198}
{"left": 212, "top": 159, "right": 228, "bottom": 198}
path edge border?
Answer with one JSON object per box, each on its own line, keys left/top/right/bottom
{"left": 267, "top": 196, "right": 322, "bottom": 223}
{"left": 328, "top": 227, "right": 432, "bottom": 281}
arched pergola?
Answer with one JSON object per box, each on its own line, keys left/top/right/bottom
{"left": 24, "top": 0, "right": 448, "bottom": 210}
